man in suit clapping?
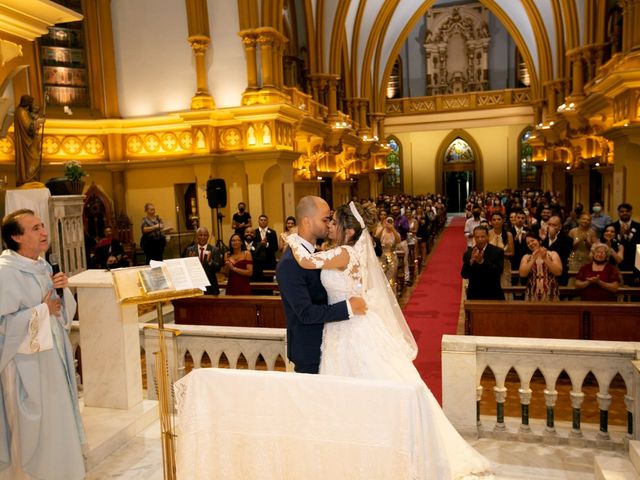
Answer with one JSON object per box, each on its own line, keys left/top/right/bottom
{"left": 184, "top": 227, "right": 222, "bottom": 295}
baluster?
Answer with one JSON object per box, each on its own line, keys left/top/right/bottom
{"left": 597, "top": 392, "right": 612, "bottom": 440}
{"left": 519, "top": 387, "right": 533, "bottom": 433}
{"left": 476, "top": 385, "right": 483, "bottom": 427}
{"left": 493, "top": 385, "right": 507, "bottom": 431}
{"left": 543, "top": 389, "right": 558, "bottom": 434}
{"left": 625, "top": 395, "right": 634, "bottom": 438}
{"left": 569, "top": 390, "right": 585, "bottom": 437}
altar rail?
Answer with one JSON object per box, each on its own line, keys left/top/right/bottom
{"left": 442, "top": 335, "right": 640, "bottom": 447}
{"left": 69, "top": 322, "right": 289, "bottom": 401}
{"left": 464, "top": 300, "right": 640, "bottom": 341}
{"left": 70, "top": 323, "right": 639, "bottom": 447}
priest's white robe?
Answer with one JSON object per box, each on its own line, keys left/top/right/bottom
{"left": 0, "top": 250, "right": 85, "bottom": 479}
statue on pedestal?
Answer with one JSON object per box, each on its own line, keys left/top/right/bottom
{"left": 14, "top": 94, "right": 45, "bottom": 187}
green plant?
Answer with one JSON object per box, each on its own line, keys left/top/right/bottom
{"left": 63, "top": 160, "right": 87, "bottom": 182}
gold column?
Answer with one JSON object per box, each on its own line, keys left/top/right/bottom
{"left": 544, "top": 81, "right": 557, "bottom": 116}
{"left": 241, "top": 32, "right": 259, "bottom": 90}
{"left": 258, "top": 33, "right": 274, "bottom": 87}
{"left": 185, "top": 0, "right": 214, "bottom": 109}
{"left": 623, "top": 0, "right": 640, "bottom": 51}
{"left": 357, "top": 99, "right": 369, "bottom": 135}
{"left": 327, "top": 75, "right": 339, "bottom": 120}
{"left": 570, "top": 51, "right": 584, "bottom": 98}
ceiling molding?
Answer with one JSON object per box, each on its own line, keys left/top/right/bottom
{"left": 0, "top": 0, "right": 82, "bottom": 41}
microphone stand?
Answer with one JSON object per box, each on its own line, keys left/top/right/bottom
{"left": 176, "top": 205, "right": 182, "bottom": 257}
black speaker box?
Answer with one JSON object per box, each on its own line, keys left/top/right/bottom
{"left": 207, "top": 179, "right": 227, "bottom": 208}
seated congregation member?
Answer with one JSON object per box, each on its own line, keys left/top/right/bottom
{"left": 574, "top": 243, "right": 621, "bottom": 301}
{"left": 519, "top": 232, "right": 562, "bottom": 301}
{"left": 92, "top": 226, "right": 130, "bottom": 269}
{"left": 183, "top": 227, "right": 222, "bottom": 295}
{"left": 461, "top": 225, "right": 505, "bottom": 300}
{"left": 223, "top": 233, "right": 253, "bottom": 295}
{"left": 542, "top": 216, "right": 573, "bottom": 286}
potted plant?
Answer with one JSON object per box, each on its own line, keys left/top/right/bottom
{"left": 63, "top": 160, "right": 87, "bottom": 194}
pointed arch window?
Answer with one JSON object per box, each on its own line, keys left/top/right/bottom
{"left": 385, "top": 137, "right": 402, "bottom": 192}
{"left": 386, "top": 58, "right": 402, "bottom": 99}
{"left": 444, "top": 137, "right": 474, "bottom": 163}
{"left": 519, "top": 128, "right": 538, "bottom": 187}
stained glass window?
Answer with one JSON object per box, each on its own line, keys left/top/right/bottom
{"left": 444, "top": 138, "right": 474, "bottom": 163}
{"left": 385, "top": 137, "right": 401, "bottom": 191}
{"left": 519, "top": 128, "right": 538, "bottom": 186}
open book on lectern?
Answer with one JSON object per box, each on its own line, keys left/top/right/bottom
{"left": 112, "top": 257, "right": 209, "bottom": 303}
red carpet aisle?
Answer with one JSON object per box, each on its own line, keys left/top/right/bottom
{"left": 403, "top": 216, "right": 467, "bottom": 404}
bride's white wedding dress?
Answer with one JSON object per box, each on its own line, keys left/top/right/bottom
{"left": 291, "top": 236, "right": 493, "bottom": 480}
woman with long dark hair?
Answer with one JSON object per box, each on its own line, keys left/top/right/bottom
{"left": 223, "top": 233, "right": 253, "bottom": 295}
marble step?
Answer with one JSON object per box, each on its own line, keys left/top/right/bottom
{"left": 594, "top": 455, "right": 640, "bottom": 480}
{"left": 630, "top": 441, "right": 640, "bottom": 473}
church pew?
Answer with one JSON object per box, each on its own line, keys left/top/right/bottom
{"left": 502, "top": 285, "right": 640, "bottom": 301}
{"left": 218, "top": 281, "right": 280, "bottom": 295}
{"left": 464, "top": 300, "right": 640, "bottom": 341}
{"left": 173, "top": 295, "right": 286, "bottom": 328}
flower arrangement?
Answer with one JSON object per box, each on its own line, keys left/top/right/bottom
{"left": 63, "top": 160, "right": 87, "bottom": 182}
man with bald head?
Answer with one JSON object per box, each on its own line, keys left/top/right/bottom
{"left": 183, "top": 226, "right": 222, "bottom": 295}
{"left": 541, "top": 215, "right": 572, "bottom": 285}
{"left": 276, "top": 196, "right": 366, "bottom": 373}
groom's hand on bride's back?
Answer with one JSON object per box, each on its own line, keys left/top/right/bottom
{"left": 348, "top": 296, "right": 367, "bottom": 316}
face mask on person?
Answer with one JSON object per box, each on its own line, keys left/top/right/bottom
{"left": 593, "top": 206, "right": 602, "bottom": 214}
{"left": 239, "top": 207, "right": 245, "bottom": 213}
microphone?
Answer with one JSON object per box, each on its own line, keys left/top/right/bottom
{"left": 49, "top": 253, "right": 64, "bottom": 297}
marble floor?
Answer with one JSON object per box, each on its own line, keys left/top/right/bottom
{"left": 86, "top": 417, "right": 628, "bottom": 479}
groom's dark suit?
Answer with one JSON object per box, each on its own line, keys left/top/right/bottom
{"left": 276, "top": 246, "right": 349, "bottom": 373}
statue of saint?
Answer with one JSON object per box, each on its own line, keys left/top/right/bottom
{"left": 14, "top": 95, "right": 45, "bottom": 187}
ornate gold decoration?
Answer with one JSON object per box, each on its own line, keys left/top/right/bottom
{"left": 127, "top": 135, "right": 143, "bottom": 154}
{"left": 161, "top": 133, "right": 178, "bottom": 152}
{"left": 42, "top": 136, "right": 60, "bottom": 155}
{"left": 0, "top": 39, "right": 22, "bottom": 66}
{"left": 61, "top": 136, "right": 82, "bottom": 155}
{"left": 220, "top": 128, "right": 242, "bottom": 148}
{"left": 144, "top": 134, "right": 160, "bottom": 152}
{"left": 83, "top": 136, "right": 104, "bottom": 156}
{"left": 179, "top": 132, "right": 193, "bottom": 150}
{"left": 0, "top": 137, "right": 13, "bottom": 155}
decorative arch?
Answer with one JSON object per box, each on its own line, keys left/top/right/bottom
{"left": 384, "top": 135, "right": 403, "bottom": 193}
{"left": 435, "top": 129, "right": 484, "bottom": 197}
{"left": 377, "top": 0, "right": 542, "bottom": 110}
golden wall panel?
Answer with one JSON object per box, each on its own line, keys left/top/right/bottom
{"left": 125, "top": 130, "right": 193, "bottom": 156}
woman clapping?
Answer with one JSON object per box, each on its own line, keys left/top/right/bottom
{"left": 519, "top": 232, "right": 563, "bottom": 301}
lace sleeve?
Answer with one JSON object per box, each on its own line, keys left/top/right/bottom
{"left": 285, "top": 234, "right": 350, "bottom": 270}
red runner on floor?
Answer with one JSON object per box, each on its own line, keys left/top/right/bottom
{"left": 403, "top": 216, "right": 467, "bottom": 404}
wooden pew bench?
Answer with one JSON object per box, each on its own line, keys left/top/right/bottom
{"left": 502, "top": 285, "right": 640, "bottom": 301}
{"left": 173, "top": 295, "right": 286, "bottom": 328}
{"left": 464, "top": 300, "right": 640, "bottom": 341}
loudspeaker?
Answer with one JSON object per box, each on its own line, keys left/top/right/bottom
{"left": 207, "top": 179, "right": 227, "bottom": 208}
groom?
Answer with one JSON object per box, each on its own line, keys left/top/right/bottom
{"left": 276, "top": 196, "right": 366, "bottom": 373}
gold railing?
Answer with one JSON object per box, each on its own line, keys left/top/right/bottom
{"left": 385, "top": 88, "right": 532, "bottom": 115}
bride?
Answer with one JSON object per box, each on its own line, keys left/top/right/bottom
{"left": 285, "top": 201, "right": 493, "bottom": 480}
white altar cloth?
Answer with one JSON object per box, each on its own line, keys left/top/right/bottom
{"left": 174, "top": 368, "right": 429, "bottom": 480}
